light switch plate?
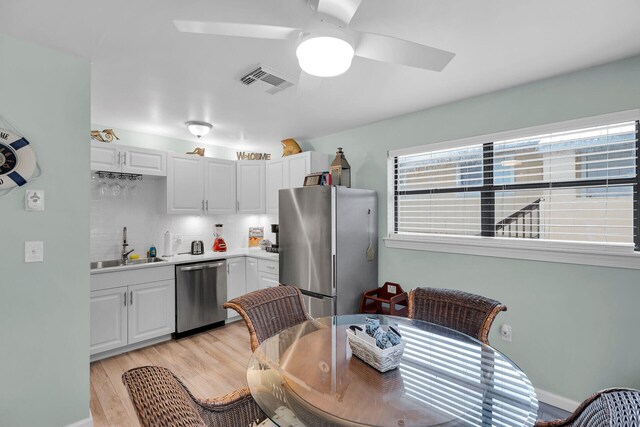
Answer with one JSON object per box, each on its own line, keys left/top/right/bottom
{"left": 25, "top": 241, "right": 44, "bottom": 263}
{"left": 25, "top": 190, "right": 45, "bottom": 211}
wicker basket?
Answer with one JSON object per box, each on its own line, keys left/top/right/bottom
{"left": 346, "top": 327, "right": 405, "bottom": 373}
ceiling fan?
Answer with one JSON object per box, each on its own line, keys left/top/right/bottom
{"left": 173, "top": 0, "right": 455, "bottom": 79}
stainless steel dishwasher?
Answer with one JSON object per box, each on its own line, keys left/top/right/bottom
{"left": 175, "top": 260, "right": 227, "bottom": 337}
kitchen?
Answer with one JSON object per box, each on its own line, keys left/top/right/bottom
{"left": 3, "top": 1, "right": 640, "bottom": 426}
{"left": 89, "top": 137, "right": 357, "bottom": 358}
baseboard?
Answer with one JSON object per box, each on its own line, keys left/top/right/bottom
{"left": 90, "top": 334, "right": 172, "bottom": 362}
{"left": 536, "top": 388, "right": 580, "bottom": 412}
{"left": 66, "top": 414, "right": 92, "bottom": 427}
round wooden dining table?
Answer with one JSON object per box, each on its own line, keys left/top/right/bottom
{"left": 246, "top": 314, "right": 538, "bottom": 427}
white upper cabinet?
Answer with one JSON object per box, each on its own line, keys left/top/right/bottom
{"left": 266, "top": 159, "right": 289, "bottom": 215}
{"left": 288, "top": 154, "right": 310, "bottom": 189}
{"left": 265, "top": 152, "right": 331, "bottom": 215}
{"left": 205, "top": 158, "right": 237, "bottom": 215}
{"left": 167, "top": 153, "right": 205, "bottom": 214}
{"left": 90, "top": 142, "right": 166, "bottom": 176}
{"left": 90, "top": 142, "right": 120, "bottom": 172}
{"left": 237, "top": 161, "right": 266, "bottom": 214}
{"left": 121, "top": 147, "right": 166, "bottom": 176}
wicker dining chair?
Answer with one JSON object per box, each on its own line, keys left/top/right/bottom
{"left": 407, "top": 287, "right": 506, "bottom": 345}
{"left": 122, "top": 366, "right": 266, "bottom": 427}
{"left": 224, "top": 285, "right": 312, "bottom": 352}
{"left": 535, "top": 388, "right": 640, "bottom": 426}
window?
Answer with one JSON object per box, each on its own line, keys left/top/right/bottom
{"left": 387, "top": 112, "right": 640, "bottom": 266}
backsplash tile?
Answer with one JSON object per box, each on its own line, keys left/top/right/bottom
{"left": 90, "top": 176, "right": 277, "bottom": 261}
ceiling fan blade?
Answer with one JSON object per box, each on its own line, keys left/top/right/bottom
{"left": 173, "top": 20, "right": 300, "bottom": 40}
{"left": 355, "top": 32, "right": 455, "bottom": 72}
{"left": 316, "top": 0, "right": 363, "bottom": 25}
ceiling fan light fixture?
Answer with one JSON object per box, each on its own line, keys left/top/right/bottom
{"left": 186, "top": 121, "right": 213, "bottom": 138}
{"left": 296, "top": 36, "right": 354, "bottom": 77}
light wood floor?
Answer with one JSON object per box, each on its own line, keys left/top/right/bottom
{"left": 90, "top": 321, "right": 252, "bottom": 427}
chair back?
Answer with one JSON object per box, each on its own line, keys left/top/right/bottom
{"left": 535, "top": 388, "right": 640, "bottom": 426}
{"left": 224, "top": 285, "right": 310, "bottom": 352}
{"left": 122, "top": 366, "right": 205, "bottom": 427}
{"left": 408, "top": 287, "right": 506, "bottom": 344}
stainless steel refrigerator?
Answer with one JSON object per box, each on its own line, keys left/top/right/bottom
{"left": 279, "top": 186, "right": 378, "bottom": 317}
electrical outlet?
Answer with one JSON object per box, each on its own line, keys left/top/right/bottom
{"left": 501, "top": 324, "right": 512, "bottom": 342}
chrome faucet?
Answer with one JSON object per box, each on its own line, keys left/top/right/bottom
{"left": 121, "top": 227, "right": 134, "bottom": 263}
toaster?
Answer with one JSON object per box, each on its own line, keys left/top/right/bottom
{"left": 190, "top": 240, "right": 204, "bottom": 255}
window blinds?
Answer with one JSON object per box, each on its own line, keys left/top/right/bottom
{"left": 393, "top": 121, "right": 639, "bottom": 247}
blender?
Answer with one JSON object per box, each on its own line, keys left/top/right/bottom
{"left": 212, "top": 224, "right": 227, "bottom": 252}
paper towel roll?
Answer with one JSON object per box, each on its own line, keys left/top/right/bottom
{"left": 163, "top": 230, "right": 173, "bottom": 257}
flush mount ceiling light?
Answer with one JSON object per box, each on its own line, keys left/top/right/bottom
{"left": 186, "top": 121, "right": 212, "bottom": 138}
{"left": 296, "top": 34, "right": 355, "bottom": 77}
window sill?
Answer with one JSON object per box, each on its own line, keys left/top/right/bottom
{"left": 383, "top": 235, "right": 640, "bottom": 270}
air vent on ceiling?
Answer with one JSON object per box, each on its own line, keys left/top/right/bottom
{"left": 240, "top": 64, "right": 294, "bottom": 95}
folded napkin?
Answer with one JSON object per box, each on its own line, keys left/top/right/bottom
{"left": 365, "top": 317, "right": 402, "bottom": 349}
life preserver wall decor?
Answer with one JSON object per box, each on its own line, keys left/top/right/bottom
{"left": 0, "top": 128, "right": 37, "bottom": 189}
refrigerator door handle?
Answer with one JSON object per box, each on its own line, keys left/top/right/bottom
{"left": 332, "top": 254, "right": 337, "bottom": 289}
{"left": 300, "top": 289, "right": 328, "bottom": 299}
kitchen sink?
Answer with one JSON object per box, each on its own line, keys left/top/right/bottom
{"left": 90, "top": 257, "right": 167, "bottom": 270}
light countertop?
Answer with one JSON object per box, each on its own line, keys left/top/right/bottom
{"left": 90, "top": 248, "right": 278, "bottom": 275}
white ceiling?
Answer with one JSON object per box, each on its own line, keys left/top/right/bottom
{"left": 2, "top": 0, "right": 640, "bottom": 150}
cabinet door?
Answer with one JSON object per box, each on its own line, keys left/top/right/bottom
{"left": 90, "top": 142, "right": 121, "bottom": 172}
{"left": 205, "top": 158, "right": 237, "bottom": 214}
{"left": 226, "top": 257, "right": 247, "bottom": 318}
{"left": 245, "top": 257, "right": 259, "bottom": 294}
{"left": 237, "top": 161, "right": 266, "bottom": 214}
{"left": 167, "top": 153, "right": 204, "bottom": 214}
{"left": 266, "top": 160, "right": 289, "bottom": 215}
{"left": 128, "top": 280, "right": 175, "bottom": 345}
{"left": 122, "top": 146, "right": 167, "bottom": 176}
{"left": 90, "top": 287, "right": 128, "bottom": 355}
{"left": 288, "top": 154, "right": 310, "bottom": 189}
{"left": 258, "top": 271, "right": 280, "bottom": 289}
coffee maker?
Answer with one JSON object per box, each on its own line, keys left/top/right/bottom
{"left": 266, "top": 224, "right": 279, "bottom": 253}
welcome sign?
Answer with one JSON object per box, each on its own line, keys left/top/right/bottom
{"left": 236, "top": 152, "right": 271, "bottom": 160}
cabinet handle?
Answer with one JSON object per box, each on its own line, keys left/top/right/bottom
{"left": 117, "top": 152, "right": 121, "bottom": 165}
{"left": 130, "top": 291, "right": 133, "bottom": 305}
{"left": 227, "top": 263, "right": 230, "bottom": 274}
{"left": 123, "top": 152, "right": 127, "bottom": 165}
{"left": 206, "top": 200, "right": 209, "bottom": 211}
{"left": 237, "top": 201, "right": 240, "bottom": 211}
{"left": 202, "top": 200, "right": 205, "bottom": 211}
{"left": 124, "top": 292, "right": 127, "bottom": 306}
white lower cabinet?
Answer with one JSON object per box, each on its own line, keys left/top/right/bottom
{"left": 258, "top": 271, "right": 280, "bottom": 289}
{"left": 90, "top": 287, "right": 128, "bottom": 355}
{"left": 128, "top": 280, "right": 175, "bottom": 344}
{"left": 90, "top": 267, "right": 175, "bottom": 357}
{"left": 226, "top": 257, "right": 246, "bottom": 318}
{"left": 245, "top": 257, "right": 259, "bottom": 293}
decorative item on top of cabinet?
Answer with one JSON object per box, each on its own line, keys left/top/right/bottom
{"left": 91, "top": 129, "right": 120, "bottom": 142}
{"left": 186, "top": 147, "right": 205, "bottom": 156}
{"left": 281, "top": 138, "right": 302, "bottom": 156}
{"left": 330, "top": 147, "right": 351, "bottom": 188}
